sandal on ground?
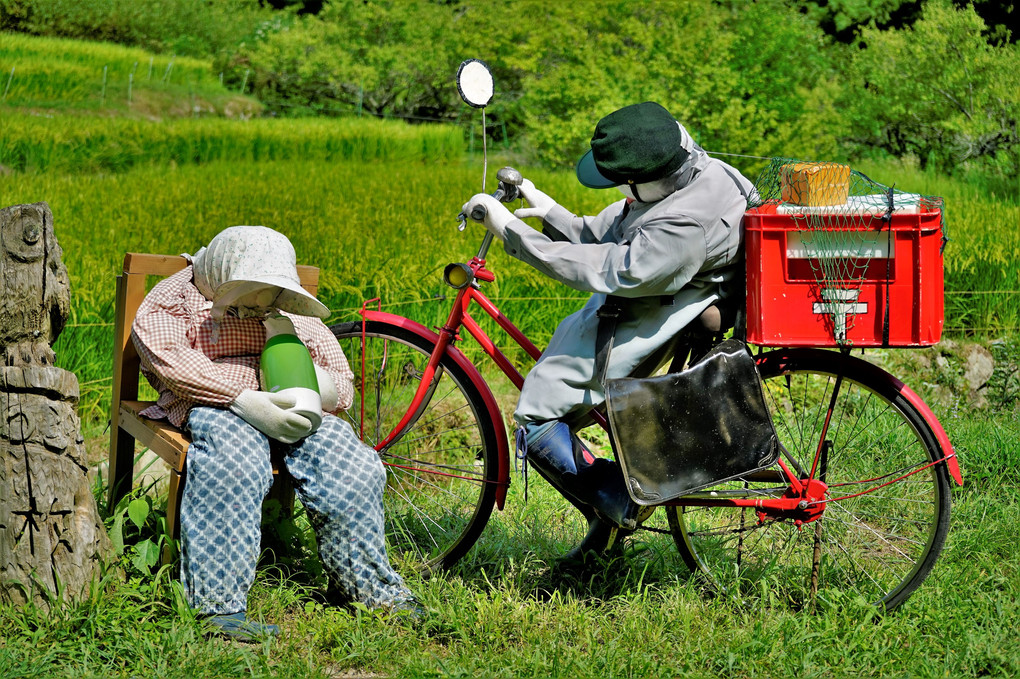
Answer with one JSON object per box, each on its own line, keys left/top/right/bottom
{"left": 204, "top": 612, "right": 280, "bottom": 642}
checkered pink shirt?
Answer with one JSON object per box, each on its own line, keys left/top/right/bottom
{"left": 131, "top": 266, "right": 354, "bottom": 428}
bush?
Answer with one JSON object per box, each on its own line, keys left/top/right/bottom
{"left": 504, "top": 0, "right": 844, "bottom": 167}
{"left": 218, "top": 0, "right": 456, "bottom": 120}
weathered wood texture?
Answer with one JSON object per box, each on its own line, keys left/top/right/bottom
{"left": 1, "top": 202, "right": 110, "bottom": 608}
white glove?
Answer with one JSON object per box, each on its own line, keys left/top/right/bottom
{"left": 514, "top": 179, "right": 557, "bottom": 222}
{"left": 314, "top": 365, "right": 339, "bottom": 412}
{"left": 229, "top": 389, "right": 314, "bottom": 444}
{"left": 461, "top": 194, "right": 516, "bottom": 240}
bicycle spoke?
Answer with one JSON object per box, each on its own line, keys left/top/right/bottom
{"left": 386, "top": 480, "right": 446, "bottom": 553}
{"left": 388, "top": 420, "right": 482, "bottom": 451}
{"left": 387, "top": 463, "right": 477, "bottom": 504}
{"left": 824, "top": 503, "right": 927, "bottom": 553}
{"left": 820, "top": 527, "right": 890, "bottom": 595}
{"left": 331, "top": 321, "right": 499, "bottom": 572}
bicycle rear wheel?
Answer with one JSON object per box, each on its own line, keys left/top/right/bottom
{"left": 330, "top": 320, "right": 500, "bottom": 573}
{"left": 667, "top": 348, "right": 952, "bottom": 611}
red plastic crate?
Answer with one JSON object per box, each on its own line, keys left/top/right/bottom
{"left": 745, "top": 201, "right": 945, "bottom": 347}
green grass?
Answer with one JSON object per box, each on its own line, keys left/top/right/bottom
{"left": 1, "top": 415, "right": 1017, "bottom": 678}
{"left": 0, "top": 157, "right": 572, "bottom": 429}
{"left": 0, "top": 112, "right": 464, "bottom": 173}
{"left": 2, "top": 155, "right": 1014, "bottom": 432}
{"left": 854, "top": 158, "right": 1020, "bottom": 336}
{"left": 0, "top": 31, "right": 252, "bottom": 115}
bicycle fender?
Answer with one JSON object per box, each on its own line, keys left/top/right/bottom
{"left": 852, "top": 360, "right": 962, "bottom": 487}
{"left": 362, "top": 310, "right": 512, "bottom": 507}
{"left": 897, "top": 382, "right": 963, "bottom": 486}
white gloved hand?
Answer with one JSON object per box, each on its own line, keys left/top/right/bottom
{"left": 314, "top": 365, "right": 339, "bottom": 412}
{"left": 514, "top": 179, "right": 557, "bottom": 222}
{"left": 229, "top": 389, "right": 314, "bottom": 444}
{"left": 461, "top": 194, "right": 516, "bottom": 240}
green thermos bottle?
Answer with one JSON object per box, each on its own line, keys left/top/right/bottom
{"left": 260, "top": 314, "right": 322, "bottom": 430}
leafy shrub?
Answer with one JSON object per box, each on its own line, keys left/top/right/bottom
{"left": 502, "top": 0, "right": 844, "bottom": 166}
{"left": 107, "top": 490, "right": 168, "bottom": 576}
{"left": 987, "top": 339, "right": 1020, "bottom": 411}
{"left": 219, "top": 0, "right": 455, "bottom": 120}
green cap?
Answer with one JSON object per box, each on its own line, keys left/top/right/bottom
{"left": 575, "top": 102, "right": 688, "bottom": 189}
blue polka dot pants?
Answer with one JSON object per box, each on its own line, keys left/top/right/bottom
{"left": 180, "top": 407, "right": 411, "bottom": 615}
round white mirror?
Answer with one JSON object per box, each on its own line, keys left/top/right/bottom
{"left": 456, "top": 59, "right": 493, "bottom": 108}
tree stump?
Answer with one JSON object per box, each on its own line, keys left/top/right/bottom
{"left": 0, "top": 202, "right": 110, "bottom": 608}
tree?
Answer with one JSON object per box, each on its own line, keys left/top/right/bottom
{"left": 225, "top": 0, "right": 460, "bottom": 119}
{"left": 844, "top": 0, "right": 1019, "bottom": 177}
{"left": 793, "top": 0, "right": 921, "bottom": 42}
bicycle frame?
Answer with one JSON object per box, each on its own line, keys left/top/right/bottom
{"left": 357, "top": 234, "right": 532, "bottom": 508}
{"left": 358, "top": 233, "right": 962, "bottom": 524}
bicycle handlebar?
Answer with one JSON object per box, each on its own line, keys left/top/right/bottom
{"left": 458, "top": 166, "right": 523, "bottom": 228}
{"left": 468, "top": 186, "right": 506, "bottom": 221}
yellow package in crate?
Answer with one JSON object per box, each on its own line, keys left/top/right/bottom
{"left": 780, "top": 162, "right": 851, "bottom": 206}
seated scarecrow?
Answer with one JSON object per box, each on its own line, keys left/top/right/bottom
{"left": 132, "top": 225, "right": 416, "bottom": 639}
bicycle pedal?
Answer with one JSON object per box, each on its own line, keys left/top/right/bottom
{"left": 634, "top": 505, "right": 656, "bottom": 525}
{"left": 604, "top": 527, "right": 620, "bottom": 552}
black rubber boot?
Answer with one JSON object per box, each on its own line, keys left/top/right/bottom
{"left": 534, "top": 476, "right": 619, "bottom": 565}
{"left": 558, "top": 517, "right": 620, "bottom": 563}
{"left": 523, "top": 421, "right": 639, "bottom": 530}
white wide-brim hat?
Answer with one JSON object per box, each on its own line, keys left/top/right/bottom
{"left": 191, "top": 225, "right": 330, "bottom": 319}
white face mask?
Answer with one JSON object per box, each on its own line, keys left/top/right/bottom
{"left": 616, "top": 121, "right": 703, "bottom": 202}
{"left": 231, "top": 306, "right": 273, "bottom": 320}
{"left": 231, "top": 286, "right": 281, "bottom": 309}
{"left": 218, "top": 283, "right": 283, "bottom": 319}
{"left": 617, "top": 176, "right": 675, "bottom": 203}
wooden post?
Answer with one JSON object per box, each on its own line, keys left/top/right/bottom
{"left": 0, "top": 202, "right": 110, "bottom": 609}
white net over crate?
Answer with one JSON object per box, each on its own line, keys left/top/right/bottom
{"left": 749, "top": 159, "right": 947, "bottom": 346}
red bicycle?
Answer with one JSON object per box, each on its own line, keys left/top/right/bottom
{"left": 328, "top": 167, "right": 963, "bottom": 612}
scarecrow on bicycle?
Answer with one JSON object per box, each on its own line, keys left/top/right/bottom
{"left": 462, "top": 102, "right": 754, "bottom": 561}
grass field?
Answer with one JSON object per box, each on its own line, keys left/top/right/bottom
{"left": 1, "top": 32, "right": 1019, "bottom": 679}
{"left": 0, "top": 31, "right": 252, "bottom": 115}
{"left": 0, "top": 156, "right": 594, "bottom": 427}
{"left": 0, "top": 412, "right": 1016, "bottom": 678}
{"left": 2, "top": 154, "right": 1016, "bottom": 431}
{"left": 2, "top": 152, "right": 1017, "bottom": 678}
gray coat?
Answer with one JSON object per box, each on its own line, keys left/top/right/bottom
{"left": 502, "top": 156, "right": 753, "bottom": 428}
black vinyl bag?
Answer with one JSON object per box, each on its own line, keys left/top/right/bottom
{"left": 605, "top": 338, "right": 780, "bottom": 505}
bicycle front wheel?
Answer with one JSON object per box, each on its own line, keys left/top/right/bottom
{"left": 331, "top": 320, "right": 500, "bottom": 573}
{"left": 667, "top": 348, "right": 952, "bottom": 611}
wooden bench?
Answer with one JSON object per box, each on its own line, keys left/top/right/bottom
{"left": 106, "top": 253, "right": 320, "bottom": 555}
